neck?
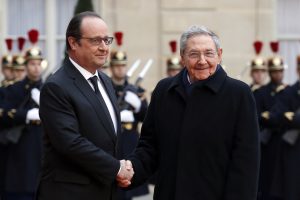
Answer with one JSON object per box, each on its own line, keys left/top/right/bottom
{"left": 69, "top": 55, "right": 97, "bottom": 74}
{"left": 27, "top": 75, "right": 40, "bottom": 82}
{"left": 112, "top": 77, "right": 125, "bottom": 85}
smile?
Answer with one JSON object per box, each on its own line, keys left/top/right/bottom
{"left": 195, "top": 67, "right": 210, "bottom": 70}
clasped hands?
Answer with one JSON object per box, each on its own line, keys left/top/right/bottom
{"left": 116, "top": 160, "right": 134, "bottom": 187}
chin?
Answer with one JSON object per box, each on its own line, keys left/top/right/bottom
{"left": 194, "top": 73, "right": 210, "bottom": 80}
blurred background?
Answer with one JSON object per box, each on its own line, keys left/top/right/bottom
{"left": 0, "top": 0, "right": 300, "bottom": 95}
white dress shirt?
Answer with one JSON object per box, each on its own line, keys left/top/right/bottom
{"left": 69, "top": 57, "right": 118, "bottom": 133}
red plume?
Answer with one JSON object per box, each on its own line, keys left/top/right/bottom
{"left": 5, "top": 38, "right": 13, "bottom": 51}
{"left": 169, "top": 40, "right": 177, "bottom": 53}
{"left": 270, "top": 41, "right": 279, "bottom": 53}
{"left": 114, "top": 32, "right": 123, "bottom": 46}
{"left": 17, "top": 37, "right": 26, "bottom": 51}
{"left": 28, "top": 29, "right": 39, "bottom": 44}
{"left": 253, "top": 40, "right": 263, "bottom": 55}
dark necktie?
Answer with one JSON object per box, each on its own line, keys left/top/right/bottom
{"left": 89, "top": 75, "right": 115, "bottom": 133}
{"left": 89, "top": 76, "right": 101, "bottom": 95}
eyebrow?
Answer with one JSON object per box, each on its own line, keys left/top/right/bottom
{"left": 188, "top": 49, "right": 215, "bottom": 53}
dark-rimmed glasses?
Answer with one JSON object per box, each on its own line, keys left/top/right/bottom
{"left": 80, "top": 36, "right": 114, "bottom": 46}
{"left": 185, "top": 50, "right": 217, "bottom": 60}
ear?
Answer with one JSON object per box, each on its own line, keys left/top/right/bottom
{"left": 180, "top": 54, "right": 186, "bottom": 67}
{"left": 67, "top": 36, "right": 78, "bottom": 50}
{"left": 217, "top": 48, "right": 223, "bottom": 64}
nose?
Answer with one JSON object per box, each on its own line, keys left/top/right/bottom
{"left": 197, "top": 54, "right": 207, "bottom": 64}
{"left": 98, "top": 41, "right": 108, "bottom": 51}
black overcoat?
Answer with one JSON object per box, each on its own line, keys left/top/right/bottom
{"left": 129, "top": 67, "right": 260, "bottom": 200}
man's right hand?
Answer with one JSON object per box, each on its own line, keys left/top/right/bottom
{"left": 116, "top": 160, "right": 134, "bottom": 187}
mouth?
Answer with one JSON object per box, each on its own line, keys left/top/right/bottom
{"left": 194, "top": 66, "right": 210, "bottom": 71}
{"left": 96, "top": 54, "right": 107, "bottom": 58}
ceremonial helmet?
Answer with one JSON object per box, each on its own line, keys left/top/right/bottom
{"left": 267, "top": 41, "right": 285, "bottom": 71}
{"left": 25, "top": 29, "right": 43, "bottom": 62}
{"left": 110, "top": 31, "right": 127, "bottom": 65}
{"left": 249, "top": 40, "right": 267, "bottom": 70}
{"left": 1, "top": 38, "right": 13, "bottom": 69}
{"left": 12, "top": 37, "right": 26, "bottom": 70}
{"left": 167, "top": 40, "right": 182, "bottom": 70}
{"left": 25, "top": 29, "right": 48, "bottom": 71}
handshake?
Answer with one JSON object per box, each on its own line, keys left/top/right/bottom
{"left": 116, "top": 160, "right": 134, "bottom": 187}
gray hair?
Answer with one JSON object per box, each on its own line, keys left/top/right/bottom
{"left": 180, "top": 25, "right": 221, "bottom": 55}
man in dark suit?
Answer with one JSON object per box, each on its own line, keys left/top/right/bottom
{"left": 123, "top": 25, "right": 260, "bottom": 200}
{"left": 36, "top": 11, "right": 133, "bottom": 200}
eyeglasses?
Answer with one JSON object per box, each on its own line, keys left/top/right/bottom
{"left": 185, "top": 50, "right": 217, "bottom": 60}
{"left": 80, "top": 36, "right": 114, "bottom": 46}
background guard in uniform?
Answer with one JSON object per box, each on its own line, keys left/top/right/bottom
{"left": 12, "top": 37, "right": 27, "bottom": 83}
{"left": 255, "top": 41, "right": 288, "bottom": 200}
{"left": 109, "top": 31, "right": 149, "bottom": 200}
{"left": 0, "top": 38, "right": 14, "bottom": 200}
{"left": 0, "top": 29, "right": 44, "bottom": 200}
{"left": 269, "top": 55, "right": 300, "bottom": 200}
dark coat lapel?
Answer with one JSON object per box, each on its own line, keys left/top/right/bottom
{"left": 64, "top": 59, "right": 117, "bottom": 141}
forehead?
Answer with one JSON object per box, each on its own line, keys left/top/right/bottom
{"left": 81, "top": 17, "right": 108, "bottom": 37}
{"left": 186, "top": 35, "right": 216, "bottom": 51}
{"left": 270, "top": 70, "right": 284, "bottom": 74}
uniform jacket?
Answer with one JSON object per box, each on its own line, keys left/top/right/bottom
{"left": 0, "top": 77, "right": 43, "bottom": 193}
{"left": 37, "top": 58, "right": 121, "bottom": 200}
{"left": 129, "top": 66, "right": 260, "bottom": 200}
{"left": 273, "top": 80, "right": 300, "bottom": 200}
{"left": 254, "top": 81, "right": 288, "bottom": 199}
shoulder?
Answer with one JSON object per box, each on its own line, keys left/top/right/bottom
{"left": 5, "top": 79, "right": 26, "bottom": 94}
{"left": 276, "top": 83, "right": 289, "bottom": 93}
{"left": 41, "top": 67, "right": 72, "bottom": 96}
{"left": 225, "top": 76, "right": 252, "bottom": 93}
{"left": 46, "top": 66, "right": 67, "bottom": 84}
{"left": 155, "top": 77, "right": 174, "bottom": 91}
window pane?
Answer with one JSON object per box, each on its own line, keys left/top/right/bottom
{"left": 7, "top": 0, "right": 46, "bottom": 55}
{"left": 56, "top": 0, "right": 77, "bottom": 35}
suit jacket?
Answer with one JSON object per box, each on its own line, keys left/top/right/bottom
{"left": 37, "top": 59, "right": 121, "bottom": 200}
{"left": 129, "top": 67, "right": 260, "bottom": 200}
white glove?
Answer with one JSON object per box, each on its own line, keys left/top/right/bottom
{"left": 26, "top": 108, "right": 40, "bottom": 123}
{"left": 31, "top": 88, "right": 40, "bottom": 106}
{"left": 124, "top": 90, "right": 141, "bottom": 113}
{"left": 120, "top": 110, "right": 135, "bottom": 123}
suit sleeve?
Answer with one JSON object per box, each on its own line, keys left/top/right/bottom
{"left": 40, "top": 82, "right": 120, "bottom": 185}
{"left": 224, "top": 86, "right": 260, "bottom": 200}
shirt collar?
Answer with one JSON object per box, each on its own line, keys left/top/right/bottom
{"left": 69, "top": 57, "right": 99, "bottom": 80}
